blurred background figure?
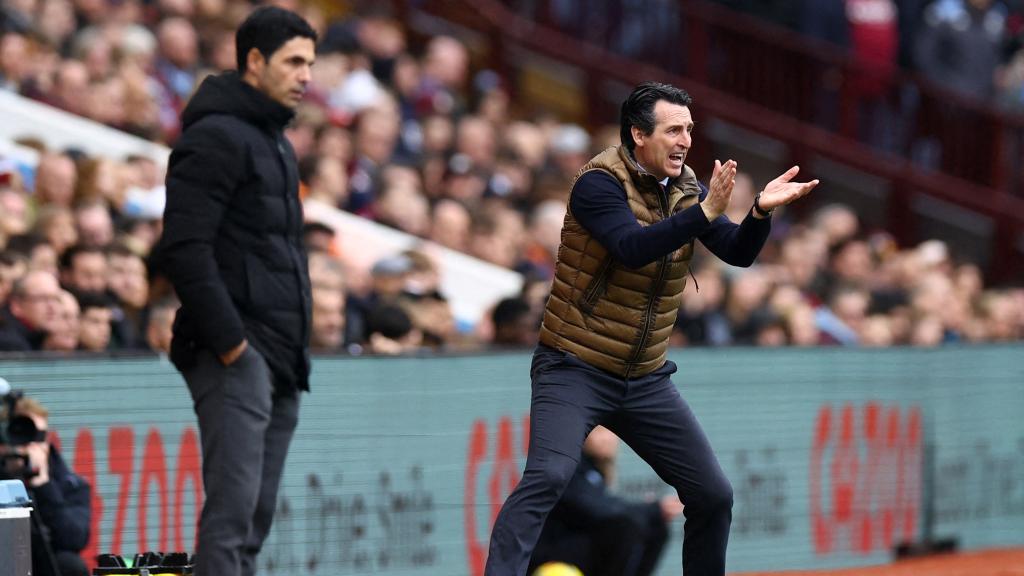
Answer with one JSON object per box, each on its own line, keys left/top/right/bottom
{"left": 0, "top": 396, "right": 91, "bottom": 576}
{"left": 0, "top": 270, "right": 62, "bottom": 351}
{"left": 528, "top": 426, "right": 684, "bottom": 576}
{"left": 490, "top": 296, "right": 536, "bottom": 348}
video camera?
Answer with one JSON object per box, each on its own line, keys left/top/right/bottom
{"left": 0, "top": 378, "right": 44, "bottom": 481}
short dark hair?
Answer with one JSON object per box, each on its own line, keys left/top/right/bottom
{"left": 76, "top": 290, "right": 114, "bottom": 313}
{"left": 59, "top": 244, "right": 105, "bottom": 271}
{"left": 4, "top": 234, "right": 49, "bottom": 257}
{"left": 236, "top": 6, "right": 318, "bottom": 74}
{"left": 492, "top": 297, "right": 530, "bottom": 329}
{"left": 367, "top": 304, "right": 413, "bottom": 341}
{"left": 619, "top": 81, "right": 692, "bottom": 152}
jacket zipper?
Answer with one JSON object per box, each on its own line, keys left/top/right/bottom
{"left": 625, "top": 180, "right": 671, "bottom": 377}
{"left": 579, "top": 258, "right": 614, "bottom": 314}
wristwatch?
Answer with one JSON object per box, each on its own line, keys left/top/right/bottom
{"left": 753, "top": 191, "right": 773, "bottom": 217}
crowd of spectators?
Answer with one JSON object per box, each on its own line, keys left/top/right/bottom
{"left": 1, "top": 0, "right": 1022, "bottom": 358}
{"left": 713, "top": 0, "right": 1024, "bottom": 109}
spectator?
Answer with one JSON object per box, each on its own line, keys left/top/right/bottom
{"left": 58, "top": 244, "right": 107, "bottom": 295}
{"left": 491, "top": 296, "right": 536, "bottom": 348}
{"left": 311, "top": 284, "right": 346, "bottom": 351}
{"left": 375, "top": 177, "right": 431, "bottom": 236}
{"left": 32, "top": 152, "right": 77, "bottom": 208}
{"left": 368, "top": 254, "right": 411, "bottom": 302}
{"left": 675, "top": 263, "right": 731, "bottom": 346}
{"left": 826, "top": 238, "right": 874, "bottom": 290}
{"left": 74, "top": 157, "right": 122, "bottom": 207}
{"left": 786, "top": 303, "right": 825, "bottom": 346}
{"left": 348, "top": 97, "right": 401, "bottom": 212}
{"left": 528, "top": 426, "right": 683, "bottom": 576}
{"left": 76, "top": 291, "right": 113, "bottom": 351}
{"left": 520, "top": 199, "right": 566, "bottom": 280}
{"left": 299, "top": 153, "right": 349, "bottom": 208}
{"left": 5, "top": 234, "right": 59, "bottom": 276}
{"left": 144, "top": 297, "right": 177, "bottom": 355}
{"left": 724, "top": 172, "right": 758, "bottom": 225}
{"left": 72, "top": 200, "right": 115, "bottom": 248}
{"left": 815, "top": 283, "right": 870, "bottom": 345}
{"left": 546, "top": 123, "right": 590, "bottom": 182}
{"left": 914, "top": 0, "right": 1006, "bottom": 99}
{"left": 751, "top": 309, "right": 790, "bottom": 346}
{"left": 106, "top": 244, "right": 149, "bottom": 348}
{"left": 0, "top": 31, "right": 30, "bottom": 91}
{"left": 467, "top": 204, "right": 525, "bottom": 269}
{"left": 365, "top": 302, "right": 421, "bottom": 354}
{"left": 301, "top": 222, "right": 338, "bottom": 255}
{"left": 154, "top": 17, "right": 199, "bottom": 105}
{"left": 32, "top": 206, "right": 78, "bottom": 256}
{"left": 0, "top": 250, "right": 27, "bottom": 305}
{"left": 859, "top": 314, "right": 896, "bottom": 346}
{"left": 429, "top": 198, "right": 471, "bottom": 252}
{"left": 0, "top": 270, "right": 62, "bottom": 350}
{"left": 0, "top": 186, "right": 30, "bottom": 240}
{"left": 41, "top": 289, "right": 79, "bottom": 351}
{"left": 107, "top": 244, "right": 149, "bottom": 311}
{"left": 48, "top": 60, "right": 90, "bottom": 117}
{"left": 454, "top": 115, "right": 498, "bottom": 173}
{"left": 414, "top": 35, "right": 469, "bottom": 117}
{"left": 724, "top": 269, "right": 773, "bottom": 344}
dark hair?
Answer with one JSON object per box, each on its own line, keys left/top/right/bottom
{"left": 619, "top": 81, "right": 692, "bottom": 152}
{"left": 75, "top": 290, "right": 113, "bottom": 313}
{"left": 59, "top": 244, "right": 105, "bottom": 271}
{"left": 367, "top": 304, "right": 413, "bottom": 340}
{"left": 236, "top": 6, "right": 318, "bottom": 74}
{"left": 0, "top": 250, "right": 25, "bottom": 268}
{"left": 298, "top": 154, "right": 322, "bottom": 185}
{"left": 492, "top": 297, "right": 530, "bottom": 329}
{"left": 3, "top": 234, "right": 49, "bottom": 257}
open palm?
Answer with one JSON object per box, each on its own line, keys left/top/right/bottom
{"left": 758, "top": 166, "right": 819, "bottom": 211}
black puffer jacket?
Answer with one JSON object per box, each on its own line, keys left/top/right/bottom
{"left": 159, "top": 71, "right": 312, "bottom": 391}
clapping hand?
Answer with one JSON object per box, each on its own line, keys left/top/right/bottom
{"left": 700, "top": 159, "right": 737, "bottom": 221}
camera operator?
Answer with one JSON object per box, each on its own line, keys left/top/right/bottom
{"left": 0, "top": 396, "right": 91, "bottom": 576}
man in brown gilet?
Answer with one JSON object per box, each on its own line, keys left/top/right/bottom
{"left": 484, "top": 82, "right": 818, "bottom": 576}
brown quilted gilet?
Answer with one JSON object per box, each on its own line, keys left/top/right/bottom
{"left": 538, "top": 146, "right": 702, "bottom": 377}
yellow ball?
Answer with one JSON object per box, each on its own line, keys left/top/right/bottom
{"left": 533, "top": 562, "right": 584, "bottom": 576}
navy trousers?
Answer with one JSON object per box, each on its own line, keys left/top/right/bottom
{"left": 485, "top": 345, "right": 733, "bottom": 576}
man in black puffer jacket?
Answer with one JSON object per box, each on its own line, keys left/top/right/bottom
{"left": 156, "top": 7, "right": 316, "bottom": 575}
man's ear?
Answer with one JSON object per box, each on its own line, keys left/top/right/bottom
{"left": 631, "top": 125, "right": 645, "bottom": 148}
{"left": 246, "top": 47, "right": 265, "bottom": 76}
{"left": 8, "top": 298, "right": 24, "bottom": 319}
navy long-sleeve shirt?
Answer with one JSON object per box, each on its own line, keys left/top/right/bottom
{"left": 569, "top": 171, "right": 771, "bottom": 269}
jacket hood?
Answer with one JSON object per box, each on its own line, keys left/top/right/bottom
{"left": 180, "top": 71, "right": 295, "bottom": 131}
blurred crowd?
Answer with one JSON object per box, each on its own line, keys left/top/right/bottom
{"left": 717, "top": 0, "right": 1024, "bottom": 109}
{"left": 1, "top": 0, "right": 1022, "bottom": 358}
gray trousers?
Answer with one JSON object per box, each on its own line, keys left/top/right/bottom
{"left": 181, "top": 346, "right": 299, "bottom": 576}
